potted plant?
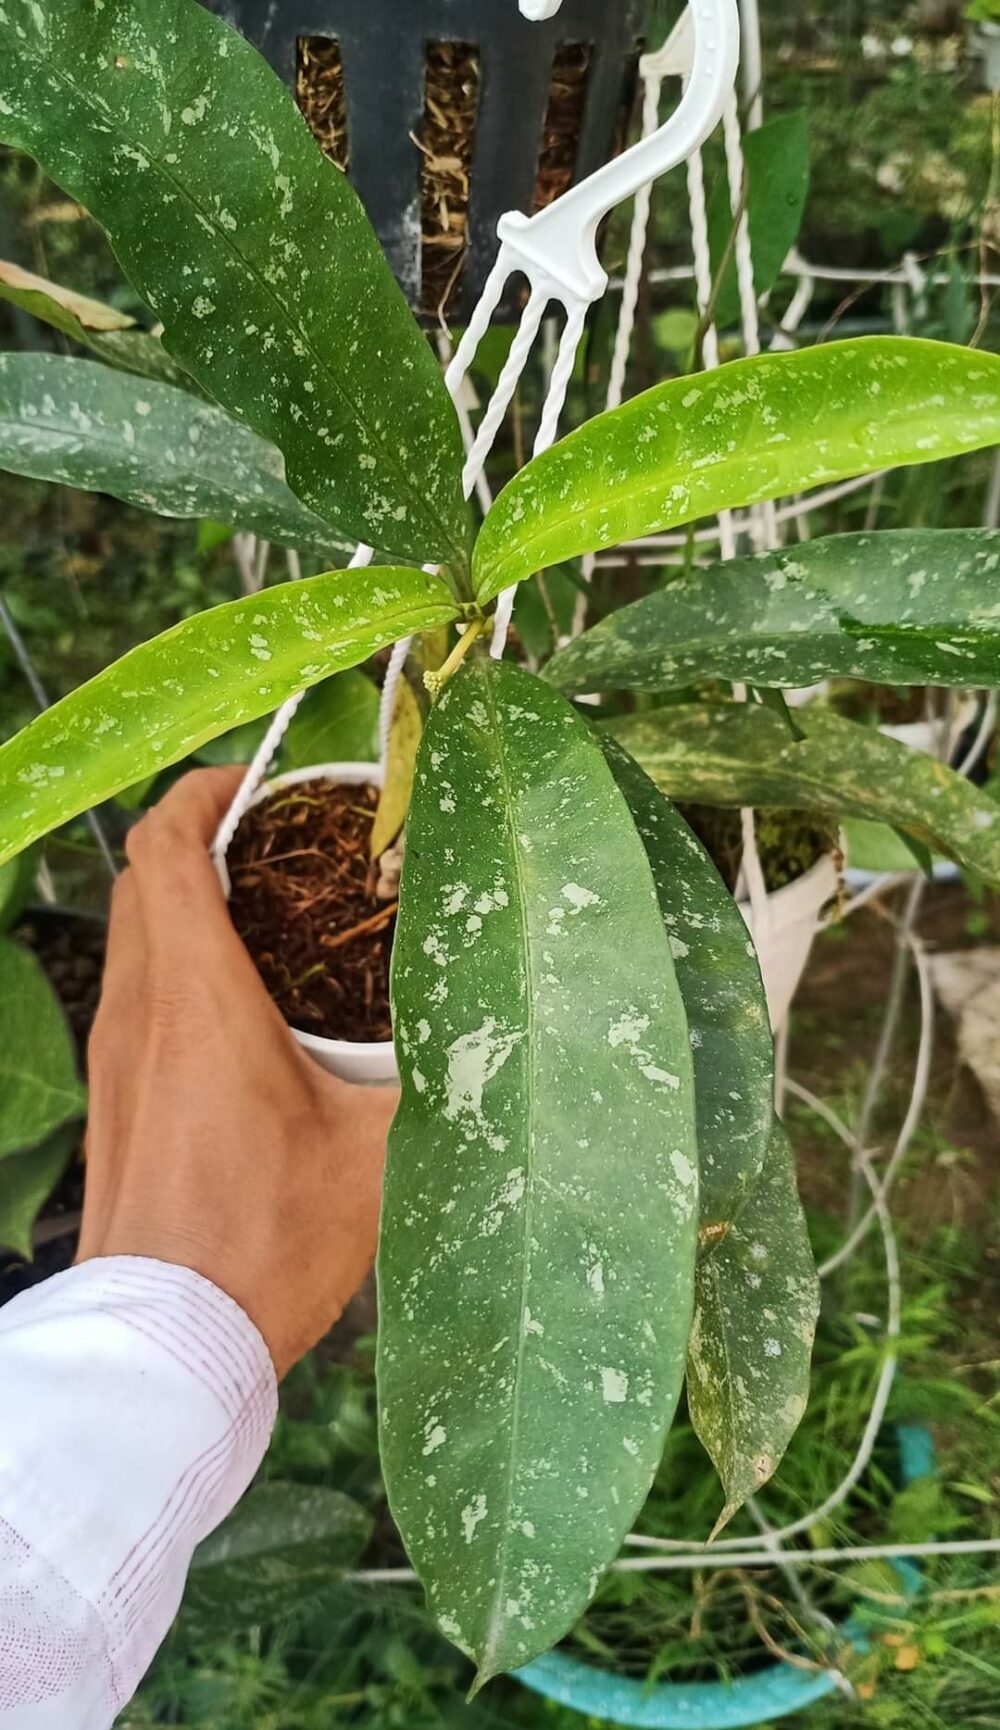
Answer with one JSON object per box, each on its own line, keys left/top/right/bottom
{"left": 208, "top": 0, "right": 645, "bottom": 317}
{"left": 1, "top": 0, "right": 1000, "bottom": 1689}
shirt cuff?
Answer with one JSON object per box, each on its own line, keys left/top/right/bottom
{"left": 0, "top": 1256, "right": 278, "bottom": 1716}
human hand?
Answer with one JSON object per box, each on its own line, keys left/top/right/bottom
{"left": 77, "top": 767, "right": 397, "bottom": 1379}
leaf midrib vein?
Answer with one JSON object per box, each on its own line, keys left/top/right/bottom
{"left": 479, "top": 660, "right": 539, "bottom": 1676}
{"left": 482, "top": 375, "right": 976, "bottom": 595}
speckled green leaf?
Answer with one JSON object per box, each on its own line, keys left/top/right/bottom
{"left": 0, "top": 0, "right": 469, "bottom": 566}
{"left": 474, "top": 339, "right": 1000, "bottom": 601}
{"left": 602, "top": 740, "right": 773, "bottom": 1227}
{"left": 282, "top": 670, "right": 380, "bottom": 768}
{"left": 607, "top": 702, "right": 1000, "bottom": 889}
{"left": 0, "top": 353, "right": 351, "bottom": 557}
{"left": 185, "top": 1483, "right": 372, "bottom": 1637}
{"left": 687, "top": 1122, "right": 819, "bottom": 1534}
{"left": 380, "top": 657, "right": 698, "bottom": 1686}
{"left": 548, "top": 531, "right": 1000, "bottom": 695}
{"left": 0, "top": 940, "right": 86, "bottom": 1159}
{"left": 0, "top": 1123, "right": 78, "bottom": 1259}
{"left": 0, "top": 567, "right": 458, "bottom": 865}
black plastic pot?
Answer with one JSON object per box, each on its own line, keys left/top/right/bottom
{"left": 206, "top": 0, "right": 644, "bottom": 318}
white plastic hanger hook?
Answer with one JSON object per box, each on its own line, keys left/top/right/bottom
{"left": 498, "top": 0, "right": 740, "bottom": 306}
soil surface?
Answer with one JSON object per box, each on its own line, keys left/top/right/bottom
{"left": 227, "top": 780, "right": 395, "bottom": 1045}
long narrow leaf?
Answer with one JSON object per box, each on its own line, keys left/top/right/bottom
{"left": 688, "top": 1122, "right": 819, "bottom": 1534}
{"left": 607, "top": 702, "right": 1000, "bottom": 888}
{"left": 0, "top": 353, "right": 351, "bottom": 557}
{"left": 603, "top": 740, "right": 773, "bottom": 1226}
{"left": 474, "top": 339, "right": 1000, "bottom": 601}
{"left": 381, "top": 658, "right": 698, "bottom": 1686}
{"left": 548, "top": 530, "right": 1000, "bottom": 694}
{"left": 0, "top": 0, "right": 469, "bottom": 565}
{"left": 0, "top": 568, "right": 459, "bottom": 864}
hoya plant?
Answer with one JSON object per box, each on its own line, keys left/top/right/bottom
{"left": 2, "top": 0, "right": 1000, "bottom": 1689}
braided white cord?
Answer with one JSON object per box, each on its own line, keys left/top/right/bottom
{"left": 607, "top": 76, "right": 663, "bottom": 413}
{"left": 574, "top": 72, "right": 664, "bottom": 639}
{"left": 686, "top": 141, "right": 736, "bottom": 560}
{"left": 683, "top": 88, "right": 772, "bottom": 938}
{"left": 354, "top": 1538, "right": 1000, "bottom": 1584}
{"left": 213, "top": 538, "right": 374, "bottom": 865}
{"left": 594, "top": 473, "right": 893, "bottom": 558}
{"left": 461, "top": 282, "right": 548, "bottom": 498}
{"left": 376, "top": 330, "right": 502, "bottom": 770}
{"left": 492, "top": 298, "right": 589, "bottom": 658}
{"left": 444, "top": 252, "right": 510, "bottom": 400}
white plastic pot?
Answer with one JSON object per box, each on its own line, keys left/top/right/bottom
{"left": 219, "top": 761, "right": 399, "bottom": 1087}
{"left": 739, "top": 852, "right": 840, "bottom": 1033}
{"left": 881, "top": 695, "right": 978, "bottom": 759}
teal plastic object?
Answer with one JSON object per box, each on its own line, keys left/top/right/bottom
{"left": 514, "top": 1426, "right": 932, "bottom": 1730}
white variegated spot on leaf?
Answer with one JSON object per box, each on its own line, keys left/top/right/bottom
{"left": 474, "top": 339, "right": 1000, "bottom": 603}
{"left": 0, "top": 568, "right": 459, "bottom": 865}
{"left": 0, "top": 353, "right": 352, "bottom": 558}
{"left": 0, "top": 0, "right": 470, "bottom": 566}
{"left": 603, "top": 740, "right": 773, "bottom": 1226}
{"left": 687, "top": 1122, "right": 819, "bottom": 1535}
{"left": 380, "top": 657, "right": 698, "bottom": 1686}
{"left": 606, "top": 703, "right": 1000, "bottom": 890}
{"left": 548, "top": 530, "right": 1000, "bottom": 695}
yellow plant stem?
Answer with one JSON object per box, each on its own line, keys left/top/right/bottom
{"left": 424, "top": 616, "right": 488, "bottom": 699}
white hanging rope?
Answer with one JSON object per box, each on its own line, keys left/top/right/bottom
{"left": 212, "top": 537, "right": 375, "bottom": 866}
{"left": 350, "top": 1539, "right": 1000, "bottom": 1587}
{"left": 819, "top": 925, "right": 934, "bottom": 1280}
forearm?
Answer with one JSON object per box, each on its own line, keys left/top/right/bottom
{"left": 0, "top": 1258, "right": 277, "bottom": 1728}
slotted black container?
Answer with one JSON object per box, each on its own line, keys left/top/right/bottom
{"left": 207, "top": 0, "right": 644, "bottom": 318}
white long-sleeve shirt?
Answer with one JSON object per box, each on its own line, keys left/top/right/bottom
{"left": 0, "top": 1257, "right": 278, "bottom": 1727}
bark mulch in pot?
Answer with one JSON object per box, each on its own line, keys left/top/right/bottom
{"left": 227, "top": 780, "right": 395, "bottom": 1045}
{"left": 295, "top": 33, "right": 599, "bottom": 318}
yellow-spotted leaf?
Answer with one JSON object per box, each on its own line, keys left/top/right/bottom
{"left": 0, "top": 568, "right": 459, "bottom": 864}
{"left": 475, "top": 340, "right": 1000, "bottom": 601}
{"left": 606, "top": 703, "right": 1000, "bottom": 889}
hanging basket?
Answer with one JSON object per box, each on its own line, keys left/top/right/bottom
{"left": 207, "top": 0, "right": 644, "bottom": 319}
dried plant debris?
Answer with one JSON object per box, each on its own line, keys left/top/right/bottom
{"left": 297, "top": 37, "right": 350, "bottom": 172}
{"left": 294, "top": 32, "right": 613, "bottom": 316}
{"left": 419, "top": 42, "right": 481, "bottom": 317}
{"left": 534, "top": 43, "right": 593, "bottom": 211}
{"left": 228, "top": 781, "right": 395, "bottom": 1044}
